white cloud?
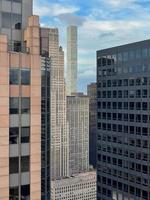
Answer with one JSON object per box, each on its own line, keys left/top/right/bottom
{"left": 34, "top": 2, "right": 79, "bottom": 17}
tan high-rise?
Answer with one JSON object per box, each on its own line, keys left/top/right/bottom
{"left": 0, "top": 16, "right": 41, "bottom": 200}
{"left": 49, "top": 28, "right": 69, "bottom": 179}
{"left": 66, "top": 26, "right": 78, "bottom": 95}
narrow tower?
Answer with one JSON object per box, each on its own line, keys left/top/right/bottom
{"left": 67, "top": 26, "right": 78, "bottom": 95}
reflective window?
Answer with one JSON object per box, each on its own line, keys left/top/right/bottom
{"left": 10, "top": 97, "right": 19, "bottom": 114}
{"left": 9, "top": 127, "right": 19, "bottom": 144}
{"left": 9, "top": 157, "right": 19, "bottom": 174}
{"left": 21, "top": 185, "right": 30, "bottom": 200}
{"left": 10, "top": 68, "right": 19, "bottom": 85}
{"left": 21, "top": 98, "right": 30, "bottom": 114}
{"left": 21, "top": 127, "right": 30, "bottom": 143}
{"left": 21, "top": 69, "right": 30, "bottom": 85}
{"left": 21, "top": 156, "right": 30, "bottom": 172}
{"left": 2, "top": 12, "right": 11, "bottom": 28}
{"left": 9, "top": 187, "right": 19, "bottom": 200}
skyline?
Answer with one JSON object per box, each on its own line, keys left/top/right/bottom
{"left": 34, "top": 0, "right": 150, "bottom": 92}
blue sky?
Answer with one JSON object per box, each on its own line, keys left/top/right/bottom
{"left": 34, "top": 0, "right": 150, "bottom": 92}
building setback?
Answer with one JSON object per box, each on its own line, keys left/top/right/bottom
{"left": 67, "top": 93, "right": 89, "bottom": 175}
{"left": 97, "top": 40, "right": 150, "bottom": 200}
{"left": 0, "top": 15, "right": 41, "bottom": 200}
{"left": 87, "top": 83, "right": 97, "bottom": 168}
{"left": 51, "top": 171, "right": 96, "bottom": 200}
{"left": 0, "top": 0, "right": 33, "bottom": 50}
{"left": 66, "top": 26, "right": 78, "bottom": 95}
{"left": 49, "top": 28, "right": 69, "bottom": 180}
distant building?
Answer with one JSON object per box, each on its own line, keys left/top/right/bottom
{"left": 97, "top": 40, "right": 150, "bottom": 200}
{"left": 66, "top": 26, "right": 78, "bottom": 95}
{"left": 67, "top": 93, "right": 89, "bottom": 175}
{"left": 87, "top": 83, "right": 97, "bottom": 168}
{"left": 49, "top": 28, "right": 69, "bottom": 180}
{"left": 51, "top": 171, "right": 96, "bottom": 200}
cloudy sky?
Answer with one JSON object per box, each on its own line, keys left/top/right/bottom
{"left": 34, "top": 0, "right": 150, "bottom": 92}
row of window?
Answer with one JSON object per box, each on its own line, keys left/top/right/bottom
{"left": 98, "top": 165, "right": 149, "bottom": 187}
{"left": 9, "top": 156, "right": 29, "bottom": 174}
{"left": 10, "top": 97, "right": 30, "bottom": 114}
{"left": 98, "top": 145, "right": 149, "bottom": 161}
{"left": 98, "top": 155, "right": 149, "bottom": 175}
{"left": 99, "top": 77, "right": 148, "bottom": 87}
{"left": 98, "top": 123, "right": 149, "bottom": 135}
{"left": 98, "top": 184, "right": 148, "bottom": 199}
{"left": 10, "top": 127, "right": 30, "bottom": 144}
{"left": 98, "top": 101, "right": 149, "bottom": 110}
{"left": 10, "top": 68, "right": 30, "bottom": 85}
{"left": 98, "top": 48, "right": 150, "bottom": 67}
{"left": 99, "top": 112, "right": 150, "bottom": 123}
{"left": 98, "top": 89, "right": 148, "bottom": 99}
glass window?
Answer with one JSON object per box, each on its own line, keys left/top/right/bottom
{"left": 2, "top": 12, "right": 11, "bottom": 28}
{"left": 21, "top": 69, "right": 30, "bottom": 85}
{"left": 12, "top": 13, "right": 21, "bottom": 30}
{"left": 21, "top": 185, "right": 30, "bottom": 200}
{"left": 21, "top": 98, "right": 30, "bottom": 114}
{"left": 10, "top": 97, "right": 19, "bottom": 114}
{"left": 9, "top": 127, "right": 19, "bottom": 144}
{"left": 10, "top": 68, "right": 19, "bottom": 85}
{"left": 21, "top": 156, "right": 30, "bottom": 172}
{"left": 9, "top": 157, "right": 19, "bottom": 174}
{"left": 9, "top": 187, "right": 19, "bottom": 200}
{"left": 21, "top": 127, "right": 30, "bottom": 143}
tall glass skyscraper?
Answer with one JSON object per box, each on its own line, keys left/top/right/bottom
{"left": 97, "top": 40, "right": 150, "bottom": 200}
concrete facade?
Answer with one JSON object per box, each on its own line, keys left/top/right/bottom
{"left": 66, "top": 26, "right": 78, "bottom": 95}
{"left": 67, "top": 93, "right": 89, "bottom": 175}
{"left": 49, "top": 28, "right": 69, "bottom": 180}
{"left": 51, "top": 171, "right": 96, "bottom": 200}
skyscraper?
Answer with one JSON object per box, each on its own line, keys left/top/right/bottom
{"left": 0, "top": 0, "right": 33, "bottom": 50}
{"left": 49, "top": 28, "right": 69, "bottom": 179}
{"left": 67, "top": 26, "right": 78, "bottom": 95}
{"left": 87, "top": 83, "right": 97, "bottom": 168}
{"left": 67, "top": 93, "right": 89, "bottom": 175}
{"left": 97, "top": 40, "right": 150, "bottom": 200}
{"left": 0, "top": 15, "right": 41, "bottom": 200}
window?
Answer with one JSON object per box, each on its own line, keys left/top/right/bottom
{"left": 10, "top": 68, "right": 19, "bottom": 85}
{"left": 10, "top": 97, "right": 19, "bottom": 114}
{"left": 21, "top": 156, "right": 30, "bottom": 172}
{"left": 21, "top": 185, "right": 30, "bottom": 200}
{"left": 21, "top": 127, "right": 30, "bottom": 143}
{"left": 9, "top": 187, "right": 19, "bottom": 200}
{"left": 12, "top": 13, "right": 22, "bottom": 30}
{"left": 9, "top": 127, "right": 19, "bottom": 144}
{"left": 2, "top": 12, "right": 11, "bottom": 28}
{"left": 21, "top": 69, "right": 30, "bottom": 85}
{"left": 21, "top": 98, "right": 30, "bottom": 114}
{"left": 9, "top": 157, "right": 19, "bottom": 174}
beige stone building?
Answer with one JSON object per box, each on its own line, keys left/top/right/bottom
{"left": 51, "top": 171, "right": 96, "bottom": 200}
{"left": 49, "top": 28, "right": 69, "bottom": 180}
{"left": 0, "top": 15, "right": 41, "bottom": 200}
{"left": 67, "top": 93, "right": 89, "bottom": 175}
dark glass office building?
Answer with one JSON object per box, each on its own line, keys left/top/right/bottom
{"left": 97, "top": 40, "right": 150, "bottom": 200}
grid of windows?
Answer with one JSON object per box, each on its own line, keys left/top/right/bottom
{"left": 97, "top": 42, "right": 150, "bottom": 200}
